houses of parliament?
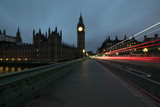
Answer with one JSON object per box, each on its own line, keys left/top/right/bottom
{"left": 0, "top": 14, "right": 85, "bottom": 63}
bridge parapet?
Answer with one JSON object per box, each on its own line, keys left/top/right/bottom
{"left": 0, "top": 58, "right": 84, "bottom": 107}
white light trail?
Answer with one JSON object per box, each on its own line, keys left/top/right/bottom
{"left": 107, "top": 21, "right": 160, "bottom": 51}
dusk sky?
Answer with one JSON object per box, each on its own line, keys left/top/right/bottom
{"left": 0, "top": 0, "right": 160, "bottom": 52}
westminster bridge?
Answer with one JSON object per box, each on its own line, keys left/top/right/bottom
{"left": 0, "top": 58, "right": 160, "bottom": 107}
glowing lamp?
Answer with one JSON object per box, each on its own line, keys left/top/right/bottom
{"left": 143, "top": 48, "right": 148, "bottom": 53}
{"left": 86, "top": 53, "right": 88, "bottom": 56}
{"left": 17, "top": 67, "right": 21, "bottom": 71}
{"left": 5, "top": 67, "right": 9, "bottom": 72}
{"left": 11, "top": 67, "right": 15, "bottom": 72}
{"left": 83, "top": 49, "right": 85, "bottom": 53}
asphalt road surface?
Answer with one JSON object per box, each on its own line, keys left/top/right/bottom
{"left": 25, "top": 59, "right": 157, "bottom": 107}
{"left": 95, "top": 58, "right": 160, "bottom": 106}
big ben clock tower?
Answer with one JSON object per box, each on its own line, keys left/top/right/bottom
{"left": 77, "top": 13, "right": 85, "bottom": 58}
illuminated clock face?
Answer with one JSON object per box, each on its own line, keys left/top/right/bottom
{"left": 78, "top": 27, "right": 83, "bottom": 31}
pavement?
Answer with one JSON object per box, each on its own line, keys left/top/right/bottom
{"left": 25, "top": 59, "right": 157, "bottom": 107}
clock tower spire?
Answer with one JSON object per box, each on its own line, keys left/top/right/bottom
{"left": 77, "top": 13, "right": 85, "bottom": 58}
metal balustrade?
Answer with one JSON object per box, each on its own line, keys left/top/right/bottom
{"left": 0, "top": 58, "right": 84, "bottom": 107}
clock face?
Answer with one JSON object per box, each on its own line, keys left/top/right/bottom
{"left": 78, "top": 27, "right": 83, "bottom": 31}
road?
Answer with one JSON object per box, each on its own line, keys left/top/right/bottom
{"left": 25, "top": 59, "right": 157, "bottom": 107}
{"left": 95, "top": 58, "right": 160, "bottom": 106}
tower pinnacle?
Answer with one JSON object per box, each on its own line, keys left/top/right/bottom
{"left": 79, "top": 12, "right": 84, "bottom": 24}
{"left": 16, "top": 27, "right": 22, "bottom": 43}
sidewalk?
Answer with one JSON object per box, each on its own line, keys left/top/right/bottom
{"left": 25, "top": 59, "right": 156, "bottom": 107}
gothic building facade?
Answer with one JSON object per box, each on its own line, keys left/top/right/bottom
{"left": 0, "top": 14, "right": 85, "bottom": 63}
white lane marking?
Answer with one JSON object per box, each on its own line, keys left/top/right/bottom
{"left": 100, "top": 60, "right": 160, "bottom": 86}
{"left": 105, "top": 61, "right": 151, "bottom": 78}
{"left": 125, "top": 67, "right": 152, "bottom": 78}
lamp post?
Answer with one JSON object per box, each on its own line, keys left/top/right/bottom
{"left": 143, "top": 48, "right": 148, "bottom": 56}
{"left": 82, "top": 49, "right": 85, "bottom": 57}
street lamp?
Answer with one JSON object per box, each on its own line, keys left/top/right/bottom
{"left": 83, "top": 49, "right": 85, "bottom": 53}
{"left": 82, "top": 49, "right": 85, "bottom": 57}
{"left": 143, "top": 48, "right": 148, "bottom": 56}
{"left": 86, "top": 53, "right": 88, "bottom": 57}
{"left": 143, "top": 48, "right": 148, "bottom": 53}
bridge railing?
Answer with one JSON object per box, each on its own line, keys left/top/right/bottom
{"left": 0, "top": 58, "right": 85, "bottom": 107}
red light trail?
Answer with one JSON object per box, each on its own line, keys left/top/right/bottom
{"left": 107, "top": 21, "right": 160, "bottom": 51}
{"left": 104, "top": 39, "right": 160, "bottom": 55}
{"left": 94, "top": 56, "right": 160, "bottom": 64}
{"left": 110, "top": 43, "right": 160, "bottom": 54}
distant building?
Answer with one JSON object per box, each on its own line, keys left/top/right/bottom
{"left": 142, "top": 34, "right": 160, "bottom": 56}
{"left": 0, "top": 14, "right": 85, "bottom": 63}
{"left": 99, "top": 34, "right": 160, "bottom": 56}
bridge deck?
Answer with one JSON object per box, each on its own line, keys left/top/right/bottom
{"left": 26, "top": 59, "right": 155, "bottom": 107}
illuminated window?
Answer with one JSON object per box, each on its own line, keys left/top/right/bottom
{"left": 5, "top": 67, "right": 9, "bottom": 72}
{"left": 12, "top": 58, "right": 15, "bottom": 61}
{"left": 0, "top": 58, "right": 2, "bottom": 61}
{"left": 25, "top": 58, "right": 28, "bottom": 61}
{"left": 17, "top": 67, "right": 21, "bottom": 71}
{"left": 37, "top": 54, "right": 39, "bottom": 56}
{"left": 11, "top": 67, "right": 15, "bottom": 72}
{"left": 18, "top": 58, "right": 21, "bottom": 61}
{"left": 0, "top": 67, "right": 3, "bottom": 71}
{"left": 37, "top": 49, "right": 39, "bottom": 52}
{"left": 6, "top": 58, "right": 8, "bottom": 61}
{"left": 24, "top": 68, "right": 28, "bottom": 70}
